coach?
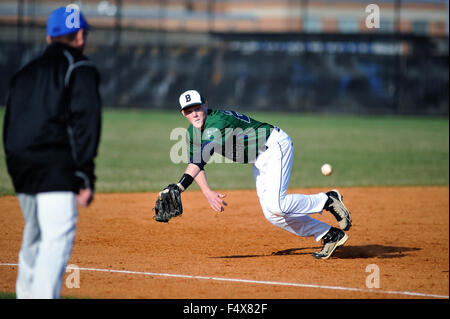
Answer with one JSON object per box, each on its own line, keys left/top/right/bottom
{"left": 2, "top": 6, "right": 101, "bottom": 298}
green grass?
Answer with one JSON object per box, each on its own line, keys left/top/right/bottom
{"left": 0, "top": 291, "right": 15, "bottom": 299}
{"left": 0, "top": 108, "right": 448, "bottom": 195}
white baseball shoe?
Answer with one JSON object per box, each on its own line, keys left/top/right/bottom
{"left": 313, "top": 227, "right": 348, "bottom": 260}
{"left": 323, "top": 189, "right": 352, "bottom": 231}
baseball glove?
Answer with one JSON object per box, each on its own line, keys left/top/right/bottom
{"left": 153, "top": 184, "right": 183, "bottom": 223}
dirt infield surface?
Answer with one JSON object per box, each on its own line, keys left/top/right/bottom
{"left": 0, "top": 186, "right": 448, "bottom": 299}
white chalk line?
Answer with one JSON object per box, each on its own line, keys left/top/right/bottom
{"left": 1, "top": 263, "right": 448, "bottom": 299}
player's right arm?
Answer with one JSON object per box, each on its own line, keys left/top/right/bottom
{"left": 176, "top": 164, "right": 227, "bottom": 213}
{"left": 177, "top": 126, "right": 227, "bottom": 211}
{"left": 194, "top": 170, "right": 227, "bottom": 212}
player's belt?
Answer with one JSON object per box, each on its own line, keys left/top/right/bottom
{"left": 264, "top": 126, "right": 281, "bottom": 150}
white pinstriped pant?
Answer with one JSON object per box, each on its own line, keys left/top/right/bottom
{"left": 253, "top": 128, "right": 331, "bottom": 242}
{"left": 16, "top": 192, "right": 77, "bottom": 299}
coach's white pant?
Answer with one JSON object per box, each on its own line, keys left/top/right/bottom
{"left": 253, "top": 128, "right": 331, "bottom": 242}
{"left": 16, "top": 192, "right": 78, "bottom": 299}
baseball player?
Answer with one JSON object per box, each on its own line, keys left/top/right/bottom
{"left": 3, "top": 7, "right": 101, "bottom": 298}
{"left": 166, "top": 90, "right": 352, "bottom": 259}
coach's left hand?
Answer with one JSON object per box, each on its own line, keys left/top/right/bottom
{"left": 77, "top": 188, "right": 94, "bottom": 207}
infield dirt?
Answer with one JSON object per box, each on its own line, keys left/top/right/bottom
{"left": 0, "top": 186, "right": 448, "bottom": 299}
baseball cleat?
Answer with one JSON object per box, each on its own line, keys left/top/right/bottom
{"left": 313, "top": 227, "right": 348, "bottom": 260}
{"left": 323, "top": 189, "right": 352, "bottom": 231}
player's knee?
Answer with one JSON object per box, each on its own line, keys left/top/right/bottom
{"left": 261, "top": 206, "right": 286, "bottom": 232}
{"left": 262, "top": 199, "right": 284, "bottom": 217}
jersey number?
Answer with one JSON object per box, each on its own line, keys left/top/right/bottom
{"left": 222, "top": 110, "right": 251, "bottom": 123}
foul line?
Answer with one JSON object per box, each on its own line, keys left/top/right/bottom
{"left": 1, "top": 263, "right": 448, "bottom": 299}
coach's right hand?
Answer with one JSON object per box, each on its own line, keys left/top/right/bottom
{"left": 77, "top": 188, "right": 94, "bottom": 207}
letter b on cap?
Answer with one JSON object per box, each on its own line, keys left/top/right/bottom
{"left": 185, "top": 94, "right": 191, "bottom": 103}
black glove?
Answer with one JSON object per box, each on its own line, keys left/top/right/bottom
{"left": 153, "top": 184, "right": 183, "bottom": 223}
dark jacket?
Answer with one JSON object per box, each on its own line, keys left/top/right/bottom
{"left": 3, "top": 42, "right": 102, "bottom": 194}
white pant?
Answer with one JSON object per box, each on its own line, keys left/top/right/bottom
{"left": 253, "top": 128, "right": 331, "bottom": 241}
{"left": 16, "top": 192, "right": 78, "bottom": 299}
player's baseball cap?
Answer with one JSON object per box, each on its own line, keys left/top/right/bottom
{"left": 47, "top": 6, "right": 91, "bottom": 37}
{"left": 179, "top": 90, "right": 205, "bottom": 111}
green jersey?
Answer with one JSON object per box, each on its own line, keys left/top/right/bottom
{"left": 187, "top": 109, "right": 273, "bottom": 169}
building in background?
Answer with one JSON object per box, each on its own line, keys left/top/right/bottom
{"left": 0, "top": 1, "right": 448, "bottom": 114}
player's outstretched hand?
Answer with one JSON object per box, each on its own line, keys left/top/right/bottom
{"left": 205, "top": 190, "right": 227, "bottom": 212}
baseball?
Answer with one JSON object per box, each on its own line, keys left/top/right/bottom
{"left": 321, "top": 163, "right": 333, "bottom": 176}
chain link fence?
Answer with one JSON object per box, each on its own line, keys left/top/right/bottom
{"left": 0, "top": 1, "right": 448, "bottom": 114}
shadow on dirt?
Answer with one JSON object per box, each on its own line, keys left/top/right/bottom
{"left": 273, "top": 245, "right": 421, "bottom": 259}
{"left": 331, "top": 245, "right": 421, "bottom": 259}
{"left": 212, "top": 245, "right": 421, "bottom": 259}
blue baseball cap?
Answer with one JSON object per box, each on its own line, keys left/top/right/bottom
{"left": 47, "top": 6, "right": 91, "bottom": 37}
